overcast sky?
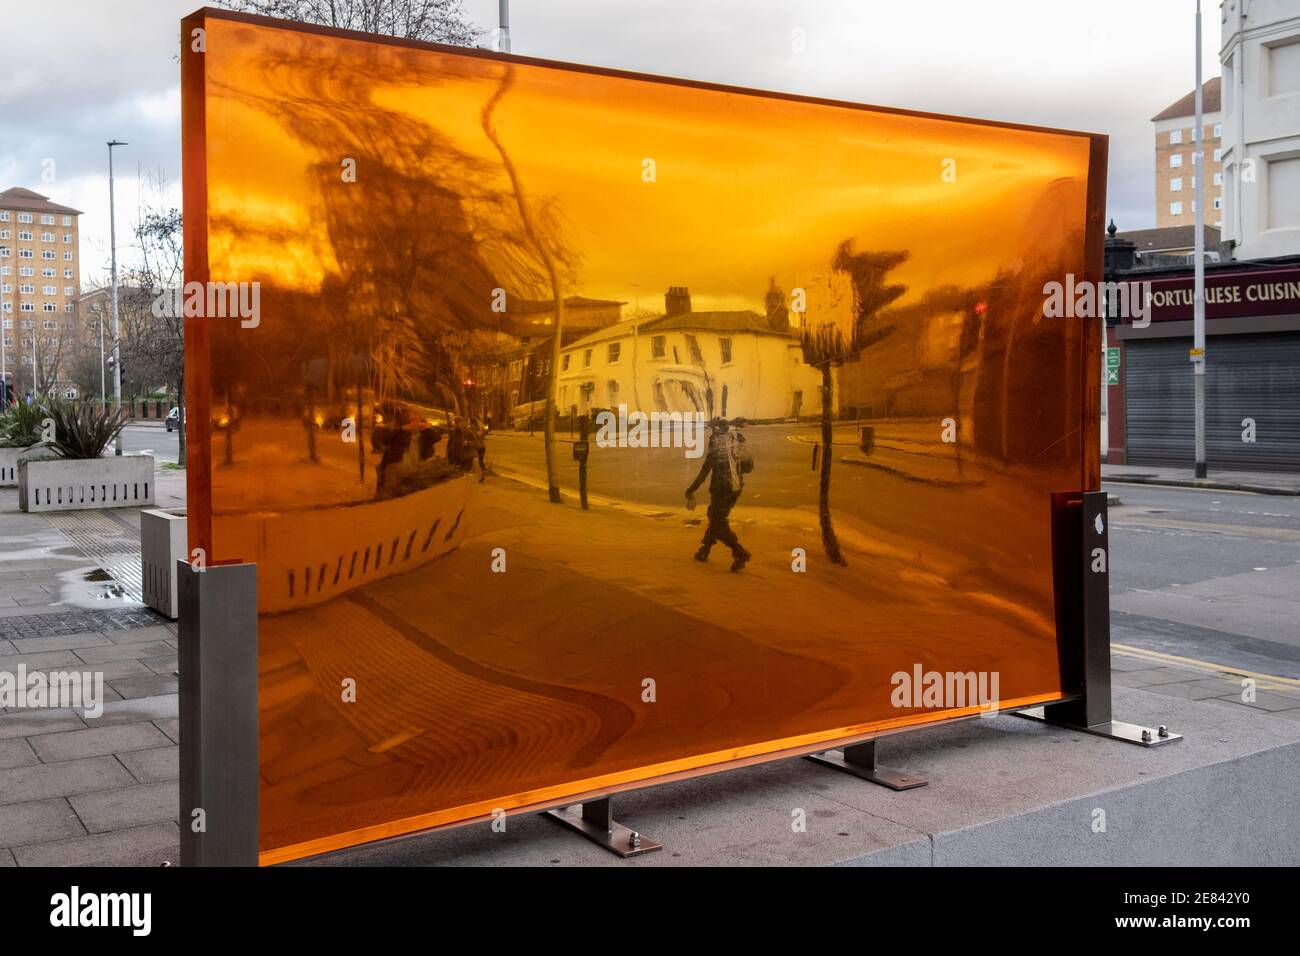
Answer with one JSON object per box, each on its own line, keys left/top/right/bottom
{"left": 0, "top": 0, "right": 1220, "bottom": 285}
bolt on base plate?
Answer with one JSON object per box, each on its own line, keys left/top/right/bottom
{"left": 545, "top": 802, "right": 662, "bottom": 858}
{"left": 1015, "top": 708, "right": 1182, "bottom": 747}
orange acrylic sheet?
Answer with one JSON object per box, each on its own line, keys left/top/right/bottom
{"left": 181, "top": 7, "right": 1106, "bottom": 864}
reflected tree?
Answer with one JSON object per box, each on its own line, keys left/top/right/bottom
{"left": 800, "top": 241, "right": 908, "bottom": 565}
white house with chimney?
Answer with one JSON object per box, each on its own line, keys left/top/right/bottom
{"left": 552, "top": 286, "right": 827, "bottom": 422}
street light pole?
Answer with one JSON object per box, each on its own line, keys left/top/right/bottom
{"left": 108, "top": 140, "right": 127, "bottom": 455}
{"left": 498, "top": 0, "right": 510, "bottom": 52}
{"left": 1192, "top": 1, "right": 1207, "bottom": 478}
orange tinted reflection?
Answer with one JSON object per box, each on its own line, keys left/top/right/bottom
{"left": 183, "top": 12, "right": 1100, "bottom": 863}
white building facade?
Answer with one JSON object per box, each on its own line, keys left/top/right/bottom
{"left": 1220, "top": 0, "right": 1300, "bottom": 259}
{"left": 556, "top": 308, "right": 826, "bottom": 423}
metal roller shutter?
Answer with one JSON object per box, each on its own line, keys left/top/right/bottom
{"left": 1125, "top": 331, "right": 1300, "bottom": 471}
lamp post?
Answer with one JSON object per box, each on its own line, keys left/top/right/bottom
{"left": 108, "top": 140, "right": 127, "bottom": 454}
{"left": 498, "top": 0, "right": 510, "bottom": 52}
{"left": 1192, "top": 2, "right": 1207, "bottom": 478}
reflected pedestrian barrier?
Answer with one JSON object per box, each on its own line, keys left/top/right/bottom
{"left": 179, "top": 7, "right": 1175, "bottom": 866}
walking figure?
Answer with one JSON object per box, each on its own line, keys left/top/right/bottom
{"left": 685, "top": 418, "right": 753, "bottom": 572}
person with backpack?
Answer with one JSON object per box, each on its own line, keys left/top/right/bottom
{"left": 685, "top": 417, "right": 753, "bottom": 572}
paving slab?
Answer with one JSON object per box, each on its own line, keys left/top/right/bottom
{"left": 68, "top": 780, "right": 179, "bottom": 833}
{"left": 28, "top": 723, "right": 173, "bottom": 763}
{"left": 0, "top": 755, "right": 135, "bottom": 804}
{"left": 12, "top": 822, "right": 179, "bottom": 867}
{"left": 0, "top": 737, "right": 38, "bottom": 771}
{"left": 0, "top": 797, "right": 86, "bottom": 847}
{"left": 117, "top": 745, "right": 178, "bottom": 784}
{"left": 73, "top": 641, "right": 176, "bottom": 665}
{"left": 93, "top": 694, "right": 178, "bottom": 726}
{"left": 0, "top": 708, "right": 86, "bottom": 741}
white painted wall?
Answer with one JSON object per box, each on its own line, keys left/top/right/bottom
{"left": 1220, "top": 0, "right": 1300, "bottom": 259}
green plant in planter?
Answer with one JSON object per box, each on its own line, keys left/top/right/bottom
{"left": 0, "top": 400, "right": 51, "bottom": 449}
{"left": 43, "top": 399, "right": 128, "bottom": 460}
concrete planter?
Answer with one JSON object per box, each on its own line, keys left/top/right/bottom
{"left": 0, "top": 443, "right": 45, "bottom": 487}
{"left": 18, "top": 454, "right": 155, "bottom": 512}
{"left": 141, "top": 508, "right": 187, "bottom": 619}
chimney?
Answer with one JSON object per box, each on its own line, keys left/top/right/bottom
{"left": 664, "top": 286, "right": 691, "bottom": 316}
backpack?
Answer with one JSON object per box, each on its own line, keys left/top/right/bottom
{"left": 733, "top": 433, "right": 754, "bottom": 475}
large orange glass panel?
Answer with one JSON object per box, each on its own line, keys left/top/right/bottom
{"left": 181, "top": 9, "right": 1105, "bottom": 863}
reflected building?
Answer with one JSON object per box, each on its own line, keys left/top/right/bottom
{"left": 555, "top": 285, "right": 825, "bottom": 421}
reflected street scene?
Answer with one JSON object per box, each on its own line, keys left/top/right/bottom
{"left": 184, "top": 10, "right": 1102, "bottom": 862}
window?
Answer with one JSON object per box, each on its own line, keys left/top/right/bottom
{"left": 41, "top": 267, "right": 53, "bottom": 277}
{"left": 0, "top": 230, "right": 7, "bottom": 239}
{"left": 40, "top": 232, "right": 54, "bottom": 242}
{"left": 39, "top": 214, "right": 53, "bottom": 225}
{"left": 1213, "top": 123, "right": 1222, "bottom": 138}
{"left": 1191, "top": 150, "right": 1200, "bottom": 164}
{"left": 63, "top": 233, "right": 72, "bottom": 244}
{"left": 43, "top": 320, "right": 57, "bottom": 330}
{"left": 582, "top": 348, "right": 592, "bottom": 368}
{"left": 607, "top": 379, "right": 620, "bottom": 405}
{"left": 63, "top": 269, "right": 72, "bottom": 279}
{"left": 0, "top": 211, "right": 8, "bottom": 221}
{"left": 685, "top": 334, "right": 703, "bottom": 362}
{"left": 19, "top": 303, "right": 34, "bottom": 313}
{"left": 41, "top": 250, "right": 54, "bottom": 260}
{"left": 63, "top": 252, "right": 72, "bottom": 261}
{"left": 1170, "top": 201, "right": 1184, "bottom": 215}
{"left": 1267, "top": 156, "right": 1300, "bottom": 228}
{"left": 64, "top": 304, "right": 73, "bottom": 313}
{"left": 18, "top": 283, "right": 33, "bottom": 294}
{"left": 1267, "top": 36, "right": 1300, "bottom": 96}
{"left": 17, "top": 213, "right": 32, "bottom": 223}
{"left": 0, "top": 247, "right": 8, "bottom": 258}
{"left": 1170, "top": 177, "right": 1183, "bottom": 192}
{"left": 719, "top": 337, "right": 733, "bottom": 364}
{"left": 1169, "top": 129, "right": 1183, "bottom": 144}
{"left": 650, "top": 335, "right": 665, "bottom": 359}
{"left": 61, "top": 216, "right": 71, "bottom": 226}
{"left": 63, "top": 286, "right": 72, "bottom": 295}
{"left": 561, "top": 353, "right": 571, "bottom": 371}
{"left": 1213, "top": 148, "right": 1223, "bottom": 161}
{"left": 1214, "top": 172, "right": 1223, "bottom": 186}
{"left": 17, "top": 231, "right": 32, "bottom": 241}
{"left": 607, "top": 341, "right": 621, "bottom": 364}
{"left": 1170, "top": 154, "right": 1183, "bottom": 168}
{"left": 18, "top": 249, "right": 33, "bottom": 259}
{"left": 42, "top": 303, "right": 56, "bottom": 312}
{"left": 0, "top": 305, "right": 9, "bottom": 315}
{"left": 42, "top": 285, "right": 55, "bottom": 295}
{"left": 1214, "top": 196, "right": 1223, "bottom": 210}
{"left": 0, "top": 283, "right": 8, "bottom": 293}
{"left": 18, "top": 266, "right": 32, "bottom": 276}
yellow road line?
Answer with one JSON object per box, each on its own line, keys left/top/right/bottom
{"left": 1112, "top": 642, "right": 1300, "bottom": 691}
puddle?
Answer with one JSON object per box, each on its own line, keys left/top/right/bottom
{"left": 83, "top": 568, "right": 114, "bottom": 582}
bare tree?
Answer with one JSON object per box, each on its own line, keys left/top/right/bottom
{"left": 211, "top": 0, "right": 478, "bottom": 44}
{"left": 124, "top": 172, "right": 186, "bottom": 458}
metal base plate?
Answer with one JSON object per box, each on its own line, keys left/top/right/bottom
{"left": 544, "top": 807, "right": 662, "bottom": 858}
{"left": 1015, "top": 708, "right": 1182, "bottom": 747}
{"left": 804, "top": 751, "right": 928, "bottom": 790}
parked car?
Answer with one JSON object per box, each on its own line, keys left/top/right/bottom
{"left": 165, "top": 407, "right": 180, "bottom": 432}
